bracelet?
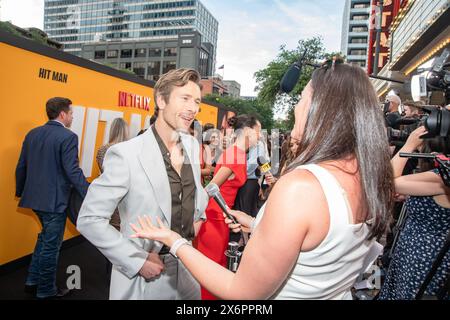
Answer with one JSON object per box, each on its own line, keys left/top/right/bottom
{"left": 170, "top": 238, "right": 190, "bottom": 258}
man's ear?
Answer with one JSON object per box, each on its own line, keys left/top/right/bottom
{"left": 156, "top": 94, "right": 167, "bottom": 110}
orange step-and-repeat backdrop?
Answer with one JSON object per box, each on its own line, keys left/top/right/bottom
{"left": 0, "top": 36, "right": 219, "bottom": 265}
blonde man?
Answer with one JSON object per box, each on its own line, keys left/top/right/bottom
{"left": 77, "top": 69, "right": 208, "bottom": 300}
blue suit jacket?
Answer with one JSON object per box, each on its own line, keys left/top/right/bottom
{"left": 15, "top": 121, "right": 89, "bottom": 213}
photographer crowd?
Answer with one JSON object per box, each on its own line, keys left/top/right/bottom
{"left": 15, "top": 60, "right": 450, "bottom": 300}
{"left": 379, "top": 93, "right": 450, "bottom": 299}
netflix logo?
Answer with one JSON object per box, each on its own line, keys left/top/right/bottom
{"left": 118, "top": 91, "right": 151, "bottom": 111}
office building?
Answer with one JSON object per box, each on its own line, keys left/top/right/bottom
{"left": 81, "top": 30, "right": 213, "bottom": 80}
{"left": 340, "top": 0, "right": 371, "bottom": 68}
{"left": 44, "top": 0, "right": 218, "bottom": 72}
{"left": 223, "top": 80, "right": 241, "bottom": 98}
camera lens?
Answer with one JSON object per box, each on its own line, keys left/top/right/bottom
{"left": 425, "top": 109, "right": 440, "bottom": 136}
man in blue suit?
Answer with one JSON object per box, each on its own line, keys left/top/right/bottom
{"left": 15, "top": 97, "right": 89, "bottom": 299}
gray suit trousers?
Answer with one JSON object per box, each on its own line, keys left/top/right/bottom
{"left": 110, "top": 254, "right": 200, "bottom": 300}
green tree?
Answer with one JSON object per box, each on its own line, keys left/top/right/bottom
{"left": 28, "top": 30, "right": 49, "bottom": 46}
{"left": 202, "top": 94, "right": 274, "bottom": 130}
{"left": 0, "top": 22, "right": 63, "bottom": 49}
{"left": 254, "top": 37, "right": 342, "bottom": 130}
{"left": 272, "top": 118, "right": 292, "bottom": 133}
{"left": 0, "top": 21, "right": 22, "bottom": 37}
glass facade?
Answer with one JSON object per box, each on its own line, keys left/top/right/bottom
{"left": 43, "top": 0, "right": 218, "bottom": 64}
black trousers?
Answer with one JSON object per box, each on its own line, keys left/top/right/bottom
{"left": 230, "top": 179, "right": 260, "bottom": 243}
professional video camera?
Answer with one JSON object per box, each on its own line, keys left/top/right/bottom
{"left": 386, "top": 114, "right": 424, "bottom": 144}
{"left": 385, "top": 50, "right": 450, "bottom": 146}
{"left": 411, "top": 48, "right": 450, "bottom": 104}
{"left": 387, "top": 105, "right": 450, "bottom": 146}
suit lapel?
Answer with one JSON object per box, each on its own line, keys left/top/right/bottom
{"left": 138, "top": 129, "right": 172, "bottom": 224}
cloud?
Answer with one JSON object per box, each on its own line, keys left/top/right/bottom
{"left": 207, "top": 0, "right": 344, "bottom": 96}
{"left": 214, "top": 11, "right": 292, "bottom": 96}
{"left": 272, "top": 0, "right": 343, "bottom": 51}
{"left": 1, "top": 0, "right": 44, "bottom": 29}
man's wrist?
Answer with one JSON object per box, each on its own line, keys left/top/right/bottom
{"left": 137, "top": 255, "right": 148, "bottom": 276}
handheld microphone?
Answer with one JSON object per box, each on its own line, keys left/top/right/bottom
{"left": 205, "top": 183, "right": 238, "bottom": 224}
{"left": 257, "top": 156, "right": 272, "bottom": 175}
{"left": 205, "top": 183, "right": 248, "bottom": 247}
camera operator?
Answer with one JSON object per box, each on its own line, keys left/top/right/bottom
{"left": 403, "top": 100, "right": 422, "bottom": 118}
{"left": 379, "top": 126, "right": 450, "bottom": 300}
{"left": 384, "top": 93, "right": 402, "bottom": 129}
{"left": 386, "top": 101, "right": 427, "bottom": 176}
{"left": 386, "top": 100, "right": 425, "bottom": 168}
{"left": 382, "top": 102, "right": 444, "bottom": 269}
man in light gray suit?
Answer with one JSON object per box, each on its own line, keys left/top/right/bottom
{"left": 77, "top": 69, "right": 209, "bottom": 300}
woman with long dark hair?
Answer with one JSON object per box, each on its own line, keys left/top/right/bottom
{"left": 194, "top": 114, "right": 260, "bottom": 299}
{"left": 130, "top": 59, "right": 394, "bottom": 299}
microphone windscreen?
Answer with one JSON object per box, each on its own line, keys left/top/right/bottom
{"left": 205, "top": 182, "right": 219, "bottom": 198}
{"left": 280, "top": 64, "right": 301, "bottom": 93}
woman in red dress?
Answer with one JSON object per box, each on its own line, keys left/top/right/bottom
{"left": 194, "top": 114, "right": 261, "bottom": 300}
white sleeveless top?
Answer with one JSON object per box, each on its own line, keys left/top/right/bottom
{"left": 254, "top": 164, "right": 381, "bottom": 300}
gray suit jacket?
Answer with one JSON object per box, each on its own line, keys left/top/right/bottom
{"left": 77, "top": 128, "right": 208, "bottom": 299}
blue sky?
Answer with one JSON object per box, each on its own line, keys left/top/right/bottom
{"left": 1, "top": 0, "right": 345, "bottom": 96}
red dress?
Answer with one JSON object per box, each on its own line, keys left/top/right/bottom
{"left": 194, "top": 145, "right": 247, "bottom": 300}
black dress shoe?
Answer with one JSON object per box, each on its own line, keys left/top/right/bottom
{"left": 24, "top": 285, "right": 37, "bottom": 295}
{"left": 37, "top": 288, "right": 73, "bottom": 300}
